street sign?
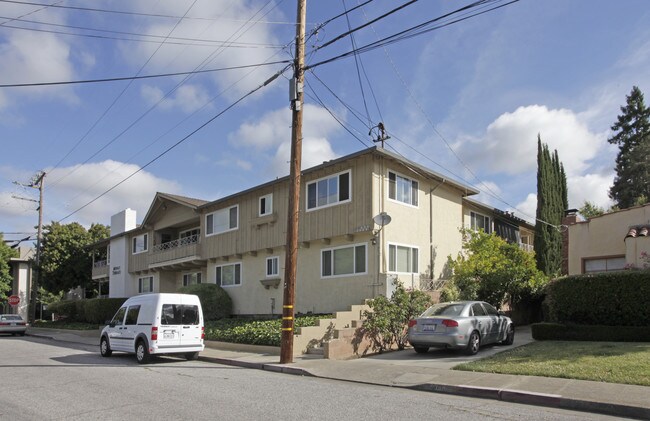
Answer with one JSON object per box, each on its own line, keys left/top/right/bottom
{"left": 8, "top": 295, "right": 20, "bottom": 306}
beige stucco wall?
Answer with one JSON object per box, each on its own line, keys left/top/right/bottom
{"left": 625, "top": 236, "right": 650, "bottom": 269}
{"left": 568, "top": 204, "right": 650, "bottom": 275}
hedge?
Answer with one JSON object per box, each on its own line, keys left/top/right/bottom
{"left": 48, "top": 298, "right": 126, "bottom": 324}
{"left": 177, "top": 283, "right": 232, "bottom": 321}
{"left": 532, "top": 323, "right": 650, "bottom": 342}
{"left": 544, "top": 270, "right": 650, "bottom": 326}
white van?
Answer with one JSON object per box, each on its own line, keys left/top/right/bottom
{"left": 100, "top": 293, "right": 205, "bottom": 364}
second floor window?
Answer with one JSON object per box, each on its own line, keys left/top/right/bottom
{"left": 470, "top": 211, "right": 491, "bottom": 233}
{"left": 132, "top": 234, "right": 148, "bottom": 254}
{"left": 307, "top": 171, "right": 350, "bottom": 210}
{"left": 388, "top": 171, "right": 418, "bottom": 206}
{"left": 206, "top": 205, "right": 238, "bottom": 236}
{"left": 259, "top": 194, "right": 273, "bottom": 217}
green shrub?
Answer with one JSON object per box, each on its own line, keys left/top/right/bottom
{"left": 204, "top": 315, "right": 327, "bottom": 346}
{"left": 532, "top": 322, "right": 650, "bottom": 342}
{"left": 544, "top": 271, "right": 650, "bottom": 326}
{"left": 48, "top": 300, "right": 79, "bottom": 321}
{"left": 178, "top": 283, "right": 232, "bottom": 321}
{"left": 82, "top": 298, "right": 127, "bottom": 324}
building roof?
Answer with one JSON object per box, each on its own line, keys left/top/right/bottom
{"left": 463, "top": 197, "right": 535, "bottom": 230}
{"left": 625, "top": 225, "right": 650, "bottom": 239}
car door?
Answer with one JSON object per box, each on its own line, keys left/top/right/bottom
{"left": 481, "top": 302, "right": 501, "bottom": 344}
{"left": 106, "top": 307, "right": 128, "bottom": 351}
{"left": 470, "top": 302, "right": 492, "bottom": 343}
{"left": 122, "top": 304, "right": 141, "bottom": 351}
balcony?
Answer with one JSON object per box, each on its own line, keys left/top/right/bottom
{"left": 149, "top": 234, "right": 203, "bottom": 268}
{"left": 92, "top": 260, "right": 109, "bottom": 279}
{"left": 519, "top": 242, "right": 534, "bottom": 253}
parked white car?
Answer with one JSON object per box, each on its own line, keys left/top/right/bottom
{"left": 100, "top": 293, "right": 205, "bottom": 364}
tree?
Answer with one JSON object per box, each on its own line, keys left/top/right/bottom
{"left": 608, "top": 86, "right": 650, "bottom": 209}
{"left": 448, "top": 229, "right": 548, "bottom": 308}
{"left": 362, "top": 280, "right": 432, "bottom": 351}
{"left": 39, "top": 222, "right": 110, "bottom": 294}
{"left": 578, "top": 201, "right": 605, "bottom": 219}
{"left": 0, "top": 235, "right": 18, "bottom": 301}
{"left": 534, "top": 136, "right": 568, "bottom": 276}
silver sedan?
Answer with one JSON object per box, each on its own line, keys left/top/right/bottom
{"left": 0, "top": 314, "right": 28, "bottom": 336}
{"left": 407, "top": 301, "right": 514, "bottom": 355}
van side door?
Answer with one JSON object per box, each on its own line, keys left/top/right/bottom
{"left": 107, "top": 307, "right": 128, "bottom": 351}
{"left": 122, "top": 305, "right": 141, "bottom": 352}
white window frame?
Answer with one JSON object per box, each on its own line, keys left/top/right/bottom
{"left": 388, "top": 243, "right": 419, "bottom": 274}
{"left": 206, "top": 205, "right": 239, "bottom": 236}
{"left": 138, "top": 276, "right": 154, "bottom": 293}
{"left": 180, "top": 227, "right": 200, "bottom": 239}
{"left": 470, "top": 211, "right": 491, "bottom": 234}
{"left": 216, "top": 262, "right": 242, "bottom": 287}
{"left": 321, "top": 243, "right": 368, "bottom": 278}
{"left": 583, "top": 256, "right": 626, "bottom": 274}
{"left": 259, "top": 193, "right": 273, "bottom": 217}
{"left": 132, "top": 233, "right": 148, "bottom": 254}
{"left": 388, "top": 170, "right": 419, "bottom": 207}
{"left": 266, "top": 256, "right": 279, "bottom": 277}
{"left": 306, "top": 170, "right": 351, "bottom": 211}
{"left": 182, "top": 272, "right": 202, "bottom": 286}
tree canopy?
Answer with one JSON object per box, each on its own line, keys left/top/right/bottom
{"left": 0, "top": 235, "right": 18, "bottom": 301}
{"left": 447, "top": 229, "right": 548, "bottom": 308}
{"left": 608, "top": 86, "right": 650, "bottom": 209}
{"left": 39, "top": 222, "right": 109, "bottom": 294}
{"left": 534, "top": 136, "right": 568, "bottom": 276}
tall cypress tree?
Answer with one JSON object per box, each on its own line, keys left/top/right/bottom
{"left": 608, "top": 86, "right": 650, "bottom": 209}
{"left": 534, "top": 135, "right": 567, "bottom": 276}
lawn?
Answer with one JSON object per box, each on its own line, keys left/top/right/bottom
{"left": 454, "top": 341, "right": 650, "bottom": 386}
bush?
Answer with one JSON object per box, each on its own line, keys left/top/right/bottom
{"left": 178, "top": 283, "right": 232, "bottom": 321}
{"left": 532, "top": 323, "right": 650, "bottom": 342}
{"left": 82, "top": 298, "right": 127, "bottom": 324}
{"left": 544, "top": 271, "right": 650, "bottom": 326}
{"left": 48, "top": 300, "right": 80, "bottom": 321}
{"left": 205, "top": 315, "right": 327, "bottom": 346}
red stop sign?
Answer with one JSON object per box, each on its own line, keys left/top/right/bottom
{"left": 8, "top": 295, "right": 20, "bottom": 306}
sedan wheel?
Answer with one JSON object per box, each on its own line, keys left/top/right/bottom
{"left": 413, "top": 346, "right": 429, "bottom": 354}
{"left": 503, "top": 325, "right": 515, "bottom": 345}
{"left": 465, "top": 331, "right": 480, "bottom": 355}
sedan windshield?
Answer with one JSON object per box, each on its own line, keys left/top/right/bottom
{"left": 421, "top": 303, "right": 464, "bottom": 317}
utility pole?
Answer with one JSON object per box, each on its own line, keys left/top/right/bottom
{"left": 14, "top": 171, "right": 45, "bottom": 323}
{"left": 280, "top": 0, "right": 306, "bottom": 364}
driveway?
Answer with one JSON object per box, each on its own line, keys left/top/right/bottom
{"left": 364, "top": 325, "right": 534, "bottom": 370}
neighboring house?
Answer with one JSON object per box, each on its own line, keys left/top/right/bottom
{"left": 91, "top": 147, "right": 531, "bottom": 315}
{"left": 462, "top": 198, "right": 535, "bottom": 252}
{"left": 562, "top": 204, "right": 650, "bottom": 275}
{"left": 3, "top": 247, "right": 34, "bottom": 319}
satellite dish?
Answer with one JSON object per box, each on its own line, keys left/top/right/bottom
{"left": 373, "top": 212, "right": 392, "bottom": 227}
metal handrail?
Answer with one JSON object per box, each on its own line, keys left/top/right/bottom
{"left": 152, "top": 234, "right": 199, "bottom": 253}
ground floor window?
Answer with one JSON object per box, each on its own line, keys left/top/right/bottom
{"left": 138, "top": 276, "right": 153, "bottom": 293}
{"left": 583, "top": 256, "right": 626, "bottom": 273}
{"left": 321, "top": 243, "right": 367, "bottom": 278}
{"left": 183, "top": 272, "right": 202, "bottom": 286}
{"left": 388, "top": 243, "right": 419, "bottom": 273}
{"left": 216, "top": 263, "right": 242, "bottom": 287}
{"left": 266, "top": 256, "right": 279, "bottom": 277}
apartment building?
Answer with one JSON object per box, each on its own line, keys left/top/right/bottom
{"left": 92, "top": 147, "right": 533, "bottom": 315}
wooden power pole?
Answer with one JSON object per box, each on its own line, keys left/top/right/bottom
{"left": 280, "top": 0, "right": 306, "bottom": 364}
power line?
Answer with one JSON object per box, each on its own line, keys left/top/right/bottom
{"left": 0, "top": 60, "right": 292, "bottom": 88}
{"left": 57, "top": 65, "right": 289, "bottom": 223}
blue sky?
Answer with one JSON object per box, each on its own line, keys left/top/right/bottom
{"left": 2, "top": 0, "right": 650, "bottom": 246}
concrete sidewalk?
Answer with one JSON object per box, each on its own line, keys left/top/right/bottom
{"left": 26, "top": 327, "right": 650, "bottom": 420}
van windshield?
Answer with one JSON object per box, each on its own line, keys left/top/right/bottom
{"left": 161, "top": 304, "right": 200, "bottom": 325}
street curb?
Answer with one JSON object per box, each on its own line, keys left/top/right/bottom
{"left": 197, "top": 356, "right": 312, "bottom": 377}
{"left": 411, "top": 383, "right": 649, "bottom": 420}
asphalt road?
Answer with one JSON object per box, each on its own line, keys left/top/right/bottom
{"left": 0, "top": 336, "right": 620, "bottom": 421}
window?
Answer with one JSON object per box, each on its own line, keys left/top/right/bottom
{"left": 307, "top": 171, "right": 351, "bottom": 210}
{"left": 110, "top": 307, "right": 126, "bottom": 326}
{"left": 138, "top": 276, "right": 153, "bottom": 293}
{"left": 161, "top": 304, "right": 200, "bottom": 325}
{"left": 471, "top": 303, "right": 487, "bottom": 316}
{"left": 584, "top": 257, "right": 626, "bottom": 273}
{"left": 132, "top": 233, "right": 148, "bottom": 254}
{"left": 266, "top": 256, "right": 279, "bottom": 277}
{"left": 259, "top": 194, "right": 273, "bottom": 217}
{"left": 125, "top": 305, "right": 140, "bottom": 325}
{"left": 183, "top": 272, "right": 202, "bottom": 286}
{"left": 470, "top": 211, "right": 491, "bottom": 233}
{"left": 321, "top": 244, "right": 367, "bottom": 277}
{"left": 388, "top": 171, "right": 418, "bottom": 206}
{"left": 216, "top": 263, "right": 242, "bottom": 287}
{"left": 388, "top": 244, "right": 419, "bottom": 273}
{"left": 206, "top": 205, "right": 238, "bottom": 236}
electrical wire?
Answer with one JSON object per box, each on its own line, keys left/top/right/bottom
{"left": 343, "top": 0, "right": 372, "bottom": 129}
{"left": 0, "top": 60, "right": 292, "bottom": 88}
{"left": 57, "top": 65, "right": 289, "bottom": 223}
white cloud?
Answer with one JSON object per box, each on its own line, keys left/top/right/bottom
{"left": 270, "top": 137, "right": 337, "bottom": 177}
{"left": 567, "top": 172, "right": 614, "bottom": 210}
{"left": 514, "top": 193, "right": 537, "bottom": 224}
{"left": 141, "top": 84, "right": 211, "bottom": 113}
{"left": 457, "top": 105, "right": 605, "bottom": 177}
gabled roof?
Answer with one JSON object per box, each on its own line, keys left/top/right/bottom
{"left": 198, "top": 146, "right": 479, "bottom": 211}
{"left": 463, "top": 197, "right": 535, "bottom": 230}
{"left": 141, "top": 192, "right": 208, "bottom": 227}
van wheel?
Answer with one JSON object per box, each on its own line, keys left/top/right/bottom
{"left": 136, "top": 340, "right": 150, "bottom": 364}
{"left": 100, "top": 337, "right": 112, "bottom": 357}
{"left": 185, "top": 352, "right": 199, "bottom": 361}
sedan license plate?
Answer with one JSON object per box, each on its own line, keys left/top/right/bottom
{"left": 422, "top": 324, "right": 436, "bottom": 332}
